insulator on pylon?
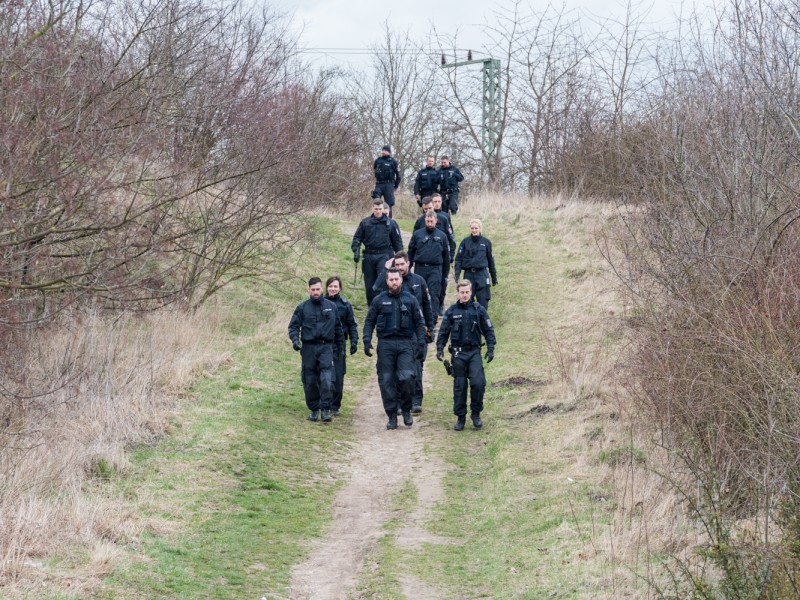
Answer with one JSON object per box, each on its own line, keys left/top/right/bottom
{"left": 441, "top": 53, "right": 446, "bottom": 65}
{"left": 468, "top": 50, "right": 473, "bottom": 61}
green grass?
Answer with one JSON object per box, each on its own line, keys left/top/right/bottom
{"left": 382, "top": 206, "right": 617, "bottom": 599}
{"left": 87, "top": 201, "right": 620, "bottom": 599}
{"left": 99, "top": 216, "right": 370, "bottom": 599}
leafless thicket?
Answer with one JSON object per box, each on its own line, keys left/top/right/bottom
{"left": 0, "top": 0, "right": 358, "bottom": 583}
{"left": 602, "top": 0, "right": 800, "bottom": 595}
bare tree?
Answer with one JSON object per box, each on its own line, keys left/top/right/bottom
{"left": 0, "top": 0, "right": 360, "bottom": 414}
{"left": 503, "top": 5, "right": 589, "bottom": 194}
{"left": 434, "top": 3, "right": 518, "bottom": 189}
{"left": 350, "top": 24, "right": 446, "bottom": 188}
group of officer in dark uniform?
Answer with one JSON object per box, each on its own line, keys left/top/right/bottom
{"left": 289, "top": 146, "right": 498, "bottom": 431}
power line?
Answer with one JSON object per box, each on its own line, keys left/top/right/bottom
{"left": 296, "top": 47, "right": 485, "bottom": 57}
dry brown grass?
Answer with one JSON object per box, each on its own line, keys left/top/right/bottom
{"left": 0, "top": 307, "right": 229, "bottom": 589}
{"left": 471, "top": 191, "right": 696, "bottom": 594}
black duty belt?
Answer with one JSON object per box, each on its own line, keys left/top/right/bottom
{"left": 415, "top": 262, "right": 441, "bottom": 266}
{"left": 465, "top": 267, "right": 487, "bottom": 272}
{"left": 364, "top": 248, "right": 391, "bottom": 255}
{"left": 450, "top": 345, "right": 480, "bottom": 352}
{"left": 303, "top": 339, "right": 333, "bottom": 345}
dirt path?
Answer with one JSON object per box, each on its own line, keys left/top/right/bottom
{"left": 287, "top": 370, "right": 454, "bottom": 600}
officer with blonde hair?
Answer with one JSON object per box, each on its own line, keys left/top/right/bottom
{"left": 453, "top": 218, "right": 497, "bottom": 310}
{"left": 436, "top": 279, "right": 496, "bottom": 430}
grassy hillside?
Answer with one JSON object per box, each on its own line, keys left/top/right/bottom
{"left": 355, "top": 195, "right": 625, "bottom": 599}
{"left": 4, "top": 195, "right": 632, "bottom": 599}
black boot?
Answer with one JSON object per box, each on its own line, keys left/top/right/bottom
{"left": 321, "top": 409, "right": 332, "bottom": 422}
{"left": 411, "top": 403, "right": 422, "bottom": 414}
{"left": 454, "top": 415, "right": 466, "bottom": 431}
{"left": 402, "top": 411, "right": 413, "bottom": 427}
{"left": 308, "top": 410, "right": 319, "bottom": 422}
{"left": 471, "top": 412, "right": 483, "bottom": 429}
{"left": 387, "top": 413, "right": 398, "bottom": 430}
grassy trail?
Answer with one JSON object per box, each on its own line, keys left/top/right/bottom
{"left": 94, "top": 198, "right": 620, "bottom": 600}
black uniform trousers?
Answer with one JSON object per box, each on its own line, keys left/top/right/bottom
{"left": 463, "top": 269, "right": 491, "bottom": 310}
{"left": 412, "top": 342, "right": 428, "bottom": 409}
{"left": 363, "top": 252, "right": 391, "bottom": 305}
{"left": 373, "top": 182, "right": 396, "bottom": 215}
{"left": 332, "top": 350, "right": 347, "bottom": 411}
{"left": 376, "top": 337, "right": 416, "bottom": 415}
{"left": 450, "top": 347, "right": 486, "bottom": 416}
{"left": 443, "top": 190, "right": 459, "bottom": 214}
{"left": 439, "top": 276, "right": 449, "bottom": 314}
{"left": 414, "top": 263, "right": 443, "bottom": 319}
{"left": 300, "top": 343, "right": 335, "bottom": 411}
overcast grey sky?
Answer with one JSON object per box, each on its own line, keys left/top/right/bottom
{"left": 274, "top": 0, "right": 704, "bottom": 68}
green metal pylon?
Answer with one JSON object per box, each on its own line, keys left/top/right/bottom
{"left": 440, "top": 53, "right": 502, "bottom": 161}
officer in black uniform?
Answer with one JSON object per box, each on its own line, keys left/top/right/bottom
{"left": 430, "top": 193, "right": 456, "bottom": 313}
{"left": 453, "top": 218, "right": 498, "bottom": 311}
{"left": 413, "top": 196, "right": 457, "bottom": 263}
{"left": 438, "top": 155, "right": 464, "bottom": 214}
{"left": 436, "top": 279, "right": 497, "bottom": 431}
{"left": 414, "top": 156, "right": 441, "bottom": 206}
{"left": 373, "top": 251, "right": 435, "bottom": 413}
{"left": 324, "top": 275, "right": 359, "bottom": 416}
{"left": 352, "top": 198, "right": 404, "bottom": 305}
{"left": 363, "top": 268, "right": 427, "bottom": 429}
{"left": 373, "top": 145, "right": 401, "bottom": 217}
{"left": 408, "top": 211, "right": 450, "bottom": 319}
{"left": 288, "top": 277, "right": 345, "bottom": 423}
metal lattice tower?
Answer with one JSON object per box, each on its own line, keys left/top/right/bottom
{"left": 441, "top": 54, "right": 502, "bottom": 160}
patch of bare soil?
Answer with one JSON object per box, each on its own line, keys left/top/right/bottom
{"left": 491, "top": 376, "right": 549, "bottom": 388}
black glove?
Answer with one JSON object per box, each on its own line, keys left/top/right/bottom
{"left": 451, "top": 209, "right": 458, "bottom": 215}
{"left": 415, "top": 347, "right": 424, "bottom": 360}
{"left": 364, "top": 345, "right": 373, "bottom": 357}
{"left": 485, "top": 349, "right": 494, "bottom": 363}
{"left": 436, "top": 349, "right": 444, "bottom": 361}
{"left": 454, "top": 272, "right": 460, "bottom": 282}
{"left": 353, "top": 251, "right": 360, "bottom": 263}
{"left": 292, "top": 340, "right": 302, "bottom": 351}
{"left": 350, "top": 342, "right": 357, "bottom": 355}
{"left": 492, "top": 279, "right": 498, "bottom": 286}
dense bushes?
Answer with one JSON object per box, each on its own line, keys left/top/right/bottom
{"left": 603, "top": 0, "right": 800, "bottom": 595}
